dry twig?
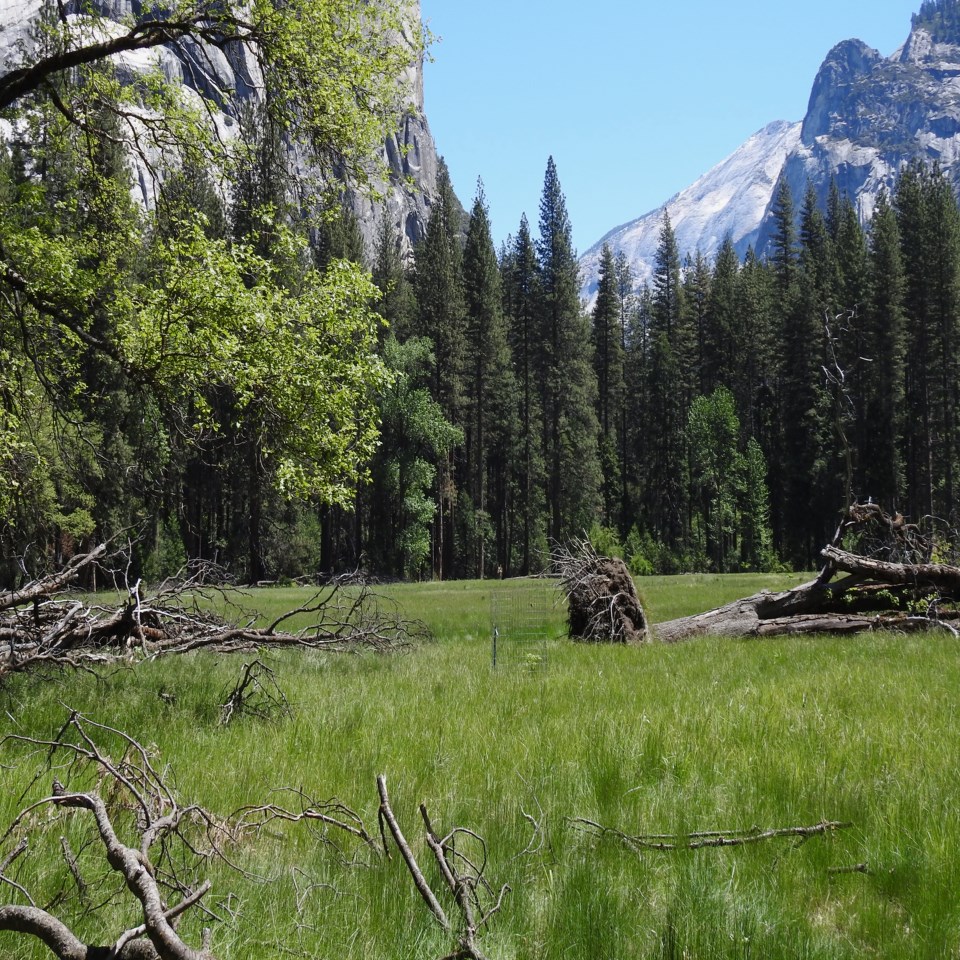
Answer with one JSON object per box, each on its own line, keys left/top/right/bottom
{"left": 570, "top": 817, "right": 852, "bottom": 853}
{"left": 0, "top": 547, "right": 428, "bottom": 683}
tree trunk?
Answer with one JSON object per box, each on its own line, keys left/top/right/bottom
{"left": 654, "top": 503, "right": 960, "bottom": 642}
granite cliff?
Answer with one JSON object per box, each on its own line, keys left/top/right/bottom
{"left": 582, "top": 0, "right": 960, "bottom": 302}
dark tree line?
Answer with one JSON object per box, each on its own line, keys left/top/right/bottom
{"left": 315, "top": 158, "right": 960, "bottom": 579}
{"left": 5, "top": 130, "right": 960, "bottom": 582}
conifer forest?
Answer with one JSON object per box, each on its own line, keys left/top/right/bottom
{"left": 5, "top": 101, "right": 960, "bottom": 585}
{"left": 3, "top": 0, "right": 960, "bottom": 587}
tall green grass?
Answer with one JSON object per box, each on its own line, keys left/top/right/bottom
{"left": 1, "top": 574, "right": 957, "bottom": 959}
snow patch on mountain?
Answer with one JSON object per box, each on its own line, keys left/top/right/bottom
{"left": 580, "top": 120, "right": 801, "bottom": 305}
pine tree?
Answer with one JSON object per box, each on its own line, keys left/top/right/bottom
{"left": 895, "top": 162, "right": 960, "bottom": 522}
{"left": 372, "top": 207, "right": 417, "bottom": 336}
{"left": 502, "top": 215, "right": 546, "bottom": 573}
{"left": 770, "top": 176, "right": 798, "bottom": 300}
{"left": 461, "top": 181, "right": 517, "bottom": 576}
{"left": 703, "top": 236, "right": 739, "bottom": 396}
{"left": 623, "top": 283, "right": 652, "bottom": 535}
{"left": 780, "top": 186, "right": 834, "bottom": 563}
{"left": 591, "top": 244, "right": 626, "bottom": 527}
{"left": 413, "top": 160, "right": 467, "bottom": 424}
{"left": 536, "top": 157, "right": 600, "bottom": 543}
{"left": 861, "top": 190, "right": 906, "bottom": 508}
{"left": 412, "top": 159, "right": 467, "bottom": 578}
{"left": 646, "top": 211, "right": 691, "bottom": 549}
{"left": 615, "top": 251, "right": 636, "bottom": 529}
{"left": 684, "top": 249, "right": 712, "bottom": 395}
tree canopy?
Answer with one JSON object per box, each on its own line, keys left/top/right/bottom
{"left": 0, "top": 0, "right": 419, "bottom": 576}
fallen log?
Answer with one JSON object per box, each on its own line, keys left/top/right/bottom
{"left": 0, "top": 548, "right": 427, "bottom": 682}
{"left": 654, "top": 503, "right": 960, "bottom": 642}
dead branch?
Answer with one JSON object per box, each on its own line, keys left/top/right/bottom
{"left": 0, "top": 713, "right": 221, "bottom": 959}
{"left": 234, "top": 788, "right": 381, "bottom": 862}
{"left": 3, "top": 714, "right": 507, "bottom": 960}
{"left": 218, "top": 659, "right": 290, "bottom": 726}
{"left": 0, "top": 545, "right": 107, "bottom": 613}
{"left": 377, "top": 778, "right": 508, "bottom": 960}
{"left": 655, "top": 503, "right": 960, "bottom": 641}
{"left": 570, "top": 817, "right": 852, "bottom": 853}
{"left": 376, "top": 775, "right": 449, "bottom": 930}
{"left": 828, "top": 862, "right": 871, "bottom": 876}
{"left": 0, "top": 548, "right": 428, "bottom": 683}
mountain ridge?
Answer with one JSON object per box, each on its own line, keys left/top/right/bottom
{"left": 581, "top": 1, "right": 960, "bottom": 303}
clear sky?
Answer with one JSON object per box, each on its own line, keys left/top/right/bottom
{"left": 420, "top": 1, "right": 918, "bottom": 254}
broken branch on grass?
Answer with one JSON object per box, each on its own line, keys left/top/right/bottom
{"left": 828, "top": 862, "right": 870, "bottom": 876}
{"left": 0, "top": 547, "right": 428, "bottom": 684}
{"left": 570, "top": 817, "right": 852, "bottom": 853}
{"left": 378, "top": 778, "right": 508, "bottom": 960}
{"left": 235, "top": 788, "right": 380, "bottom": 860}
{"left": 377, "top": 775, "right": 449, "bottom": 930}
{"left": 1, "top": 711, "right": 232, "bottom": 958}
{"left": 0, "top": 786, "right": 214, "bottom": 959}
{"left": 218, "top": 659, "right": 290, "bottom": 726}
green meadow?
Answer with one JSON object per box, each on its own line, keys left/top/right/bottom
{"left": 2, "top": 573, "right": 960, "bottom": 959}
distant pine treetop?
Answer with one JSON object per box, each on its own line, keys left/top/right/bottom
{"left": 912, "top": 0, "right": 960, "bottom": 43}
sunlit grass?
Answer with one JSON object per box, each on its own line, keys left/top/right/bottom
{"left": 1, "top": 574, "right": 958, "bottom": 958}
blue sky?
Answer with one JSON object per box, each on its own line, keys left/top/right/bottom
{"left": 420, "top": 1, "right": 917, "bottom": 253}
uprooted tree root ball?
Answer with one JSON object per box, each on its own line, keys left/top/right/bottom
{"left": 554, "top": 539, "right": 648, "bottom": 644}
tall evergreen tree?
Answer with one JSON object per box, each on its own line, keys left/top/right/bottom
{"left": 372, "top": 206, "right": 417, "bottom": 335}
{"left": 413, "top": 160, "right": 467, "bottom": 577}
{"left": 895, "top": 162, "right": 960, "bottom": 522}
{"left": 591, "top": 244, "right": 626, "bottom": 527}
{"left": 770, "top": 176, "right": 799, "bottom": 300}
{"left": 646, "top": 211, "right": 691, "bottom": 548}
{"left": 461, "top": 181, "right": 517, "bottom": 576}
{"left": 861, "top": 190, "right": 906, "bottom": 508}
{"left": 684, "top": 249, "right": 712, "bottom": 395}
{"left": 623, "top": 283, "right": 652, "bottom": 534}
{"left": 703, "top": 236, "right": 739, "bottom": 397}
{"left": 502, "top": 215, "right": 546, "bottom": 573}
{"left": 614, "top": 251, "right": 637, "bottom": 528}
{"left": 536, "top": 157, "right": 600, "bottom": 542}
{"left": 780, "top": 188, "right": 837, "bottom": 562}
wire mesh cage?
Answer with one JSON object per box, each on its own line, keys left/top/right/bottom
{"left": 490, "top": 581, "right": 563, "bottom": 671}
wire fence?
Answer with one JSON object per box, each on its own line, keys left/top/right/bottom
{"left": 490, "top": 581, "right": 564, "bottom": 671}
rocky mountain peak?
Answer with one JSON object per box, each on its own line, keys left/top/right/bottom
{"left": 581, "top": 1, "right": 960, "bottom": 300}
{"left": 909, "top": 0, "right": 960, "bottom": 46}
{"left": 802, "top": 39, "right": 883, "bottom": 144}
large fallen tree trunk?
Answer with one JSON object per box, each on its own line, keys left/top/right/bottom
{"left": 655, "top": 503, "right": 960, "bottom": 642}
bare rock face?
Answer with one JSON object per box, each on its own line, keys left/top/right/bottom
{"left": 758, "top": 7, "right": 960, "bottom": 251}
{"left": 582, "top": 1, "right": 960, "bottom": 297}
